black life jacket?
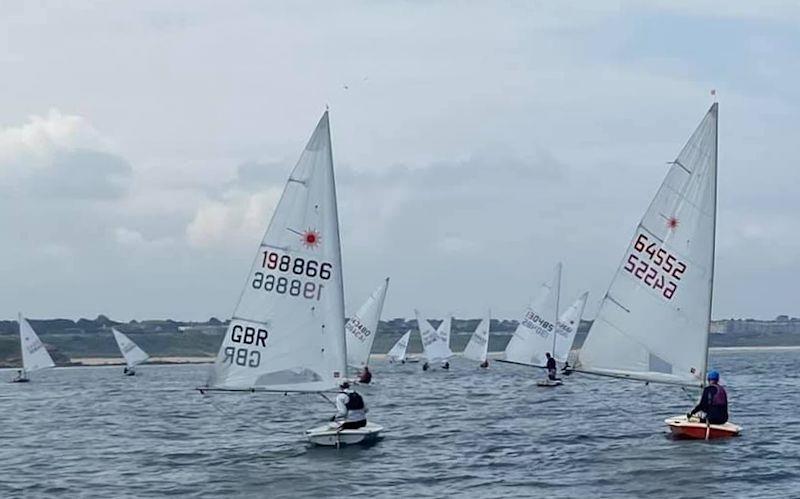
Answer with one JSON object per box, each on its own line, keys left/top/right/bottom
{"left": 345, "top": 391, "right": 365, "bottom": 410}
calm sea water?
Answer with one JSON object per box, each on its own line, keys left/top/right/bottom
{"left": 0, "top": 349, "right": 798, "bottom": 498}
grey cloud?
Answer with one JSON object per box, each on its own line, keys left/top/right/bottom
{"left": 29, "top": 149, "right": 132, "bottom": 199}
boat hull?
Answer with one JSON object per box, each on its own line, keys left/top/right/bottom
{"left": 536, "top": 379, "right": 562, "bottom": 387}
{"left": 305, "top": 422, "right": 383, "bottom": 447}
{"left": 664, "top": 415, "right": 741, "bottom": 439}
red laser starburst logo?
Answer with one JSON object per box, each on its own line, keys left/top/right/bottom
{"left": 302, "top": 229, "right": 321, "bottom": 249}
{"left": 666, "top": 216, "right": 680, "bottom": 230}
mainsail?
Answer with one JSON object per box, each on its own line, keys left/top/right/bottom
{"left": 415, "top": 310, "right": 453, "bottom": 363}
{"left": 208, "top": 111, "right": 347, "bottom": 392}
{"left": 112, "top": 328, "right": 150, "bottom": 369}
{"left": 387, "top": 330, "right": 411, "bottom": 362}
{"left": 576, "top": 104, "right": 718, "bottom": 387}
{"left": 19, "top": 314, "right": 55, "bottom": 374}
{"left": 552, "top": 292, "right": 589, "bottom": 363}
{"left": 346, "top": 277, "right": 390, "bottom": 369}
{"left": 502, "top": 264, "right": 562, "bottom": 367}
{"left": 436, "top": 314, "right": 452, "bottom": 350}
{"left": 463, "top": 310, "right": 491, "bottom": 363}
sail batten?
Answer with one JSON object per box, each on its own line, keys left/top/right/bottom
{"left": 208, "top": 111, "right": 347, "bottom": 392}
{"left": 576, "top": 104, "right": 718, "bottom": 387}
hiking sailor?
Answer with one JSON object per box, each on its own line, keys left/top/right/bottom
{"left": 331, "top": 382, "right": 368, "bottom": 429}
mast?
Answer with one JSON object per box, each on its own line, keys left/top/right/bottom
{"left": 700, "top": 101, "right": 719, "bottom": 388}
{"left": 326, "top": 110, "right": 348, "bottom": 380}
{"left": 551, "top": 263, "right": 562, "bottom": 357}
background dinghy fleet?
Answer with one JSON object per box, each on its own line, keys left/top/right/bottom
{"left": 9, "top": 102, "right": 740, "bottom": 446}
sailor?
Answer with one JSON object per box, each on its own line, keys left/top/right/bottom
{"left": 545, "top": 352, "right": 558, "bottom": 381}
{"left": 123, "top": 367, "right": 128, "bottom": 375}
{"left": 358, "top": 366, "right": 372, "bottom": 384}
{"left": 331, "top": 382, "right": 368, "bottom": 429}
{"left": 480, "top": 360, "right": 489, "bottom": 368}
{"left": 441, "top": 361, "right": 450, "bottom": 370}
{"left": 12, "top": 370, "right": 23, "bottom": 382}
{"left": 687, "top": 370, "right": 729, "bottom": 424}
{"left": 422, "top": 361, "right": 430, "bottom": 371}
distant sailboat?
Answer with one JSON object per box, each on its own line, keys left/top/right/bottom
{"left": 436, "top": 314, "right": 453, "bottom": 350}
{"left": 387, "top": 330, "right": 412, "bottom": 363}
{"left": 573, "top": 103, "right": 741, "bottom": 438}
{"left": 12, "top": 314, "right": 55, "bottom": 382}
{"left": 463, "top": 310, "right": 490, "bottom": 366}
{"left": 345, "top": 278, "right": 390, "bottom": 370}
{"left": 499, "top": 264, "right": 588, "bottom": 386}
{"left": 414, "top": 310, "right": 453, "bottom": 368}
{"left": 112, "top": 328, "right": 150, "bottom": 376}
{"left": 201, "top": 111, "right": 382, "bottom": 446}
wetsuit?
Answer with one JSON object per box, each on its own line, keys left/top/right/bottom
{"left": 358, "top": 369, "right": 372, "bottom": 384}
{"left": 690, "top": 384, "right": 728, "bottom": 424}
{"left": 546, "top": 357, "right": 557, "bottom": 380}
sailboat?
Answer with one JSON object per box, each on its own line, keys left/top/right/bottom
{"left": 437, "top": 314, "right": 453, "bottom": 350}
{"left": 12, "top": 314, "right": 55, "bottom": 382}
{"left": 345, "top": 277, "right": 390, "bottom": 371}
{"left": 387, "top": 330, "right": 412, "bottom": 363}
{"left": 499, "top": 264, "right": 588, "bottom": 387}
{"left": 462, "top": 310, "right": 491, "bottom": 367}
{"left": 414, "top": 310, "right": 453, "bottom": 369}
{"left": 201, "top": 111, "right": 382, "bottom": 446}
{"left": 573, "top": 102, "right": 741, "bottom": 439}
{"left": 112, "top": 328, "right": 150, "bottom": 376}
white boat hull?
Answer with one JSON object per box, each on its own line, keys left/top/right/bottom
{"left": 305, "top": 422, "right": 383, "bottom": 446}
{"left": 536, "top": 379, "right": 562, "bottom": 387}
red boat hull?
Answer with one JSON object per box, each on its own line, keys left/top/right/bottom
{"left": 664, "top": 416, "right": 741, "bottom": 440}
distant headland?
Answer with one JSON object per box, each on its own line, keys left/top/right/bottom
{"left": 1, "top": 314, "right": 799, "bottom": 367}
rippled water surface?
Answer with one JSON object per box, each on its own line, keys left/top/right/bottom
{"left": 1, "top": 349, "right": 799, "bottom": 498}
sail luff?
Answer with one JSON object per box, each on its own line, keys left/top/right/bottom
{"left": 701, "top": 102, "right": 719, "bottom": 388}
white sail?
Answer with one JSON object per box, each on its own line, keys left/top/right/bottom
{"left": 553, "top": 292, "right": 589, "bottom": 363}
{"left": 19, "top": 314, "right": 55, "bottom": 374}
{"left": 414, "top": 310, "right": 453, "bottom": 363}
{"left": 208, "top": 111, "right": 347, "bottom": 392}
{"left": 436, "top": 314, "right": 452, "bottom": 349}
{"left": 112, "top": 328, "right": 150, "bottom": 369}
{"left": 387, "top": 330, "right": 411, "bottom": 362}
{"left": 503, "top": 264, "right": 561, "bottom": 367}
{"left": 346, "top": 277, "right": 390, "bottom": 368}
{"left": 463, "top": 310, "right": 490, "bottom": 363}
{"left": 576, "top": 104, "right": 718, "bottom": 387}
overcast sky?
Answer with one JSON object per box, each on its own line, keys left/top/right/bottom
{"left": 0, "top": 1, "right": 798, "bottom": 321}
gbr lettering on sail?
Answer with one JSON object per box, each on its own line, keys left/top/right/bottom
{"left": 221, "top": 246, "right": 334, "bottom": 368}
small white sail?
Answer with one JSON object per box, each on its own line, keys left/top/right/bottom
{"left": 112, "top": 328, "right": 150, "bottom": 369}
{"left": 414, "top": 310, "right": 453, "bottom": 363}
{"left": 436, "top": 314, "right": 452, "bottom": 349}
{"left": 463, "top": 310, "right": 491, "bottom": 363}
{"left": 387, "top": 330, "right": 412, "bottom": 362}
{"left": 346, "top": 277, "right": 390, "bottom": 369}
{"left": 553, "top": 292, "right": 589, "bottom": 363}
{"left": 503, "top": 264, "right": 561, "bottom": 367}
{"left": 208, "top": 111, "right": 347, "bottom": 392}
{"left": 19, "top": 314, "right": 55, "bottom": 374}
{"left": 576, "top": 104, "right": 718, "bottom": 387}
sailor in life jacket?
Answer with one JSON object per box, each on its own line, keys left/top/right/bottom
{"left": 332, "top": 382, "right": 368, "bottom": 429}
{"left": 687, "top": 370, "right": 729, "bottom": 424}
{"left": 545, "top": 352, "right": 558, "bottom": 380}
{"left": 358, "top": 366, "right": 372, "bottom": 384}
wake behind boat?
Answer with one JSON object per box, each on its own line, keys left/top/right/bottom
{"left": 199, "top": 110, "right": 381, "bottom": 446}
